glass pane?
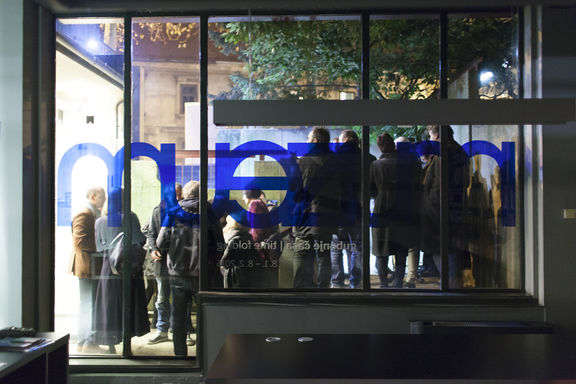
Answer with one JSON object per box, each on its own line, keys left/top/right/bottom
{"left": 369, "top": 15, "right": 440, "bottom": 289}
{"left": 370, "top": 15, "right": 439, "bottom": 100}
{"left": 209, "top": 15, "right": 362, "bottom": 289}
{"left": 448, "top": 12, "right": 519, "bottom": 100}
{"left": 131, "top": 17, "right": 201, "bottom": 357}
{"left": 447, "top": 11, "right": 521, "bottom": 289}
{"left": 55, "top": 18, "right": 125, "bottom": 355}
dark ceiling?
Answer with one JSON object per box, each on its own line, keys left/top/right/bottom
{"left": 35, "top": 0, "right": 575, "bottom": 15}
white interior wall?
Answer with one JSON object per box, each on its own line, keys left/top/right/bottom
{"left": 0, "top": 0, "right": 23, "bottom": 328}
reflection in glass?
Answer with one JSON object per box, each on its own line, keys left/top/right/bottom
{"left": 370, "top": 16, "right": 439, "bottom": 100}
{"left": 448, "top": 12, "right": 519, "bottom": 100}
{"left": 448, "top": 11, "right": 520, "bottom": 289}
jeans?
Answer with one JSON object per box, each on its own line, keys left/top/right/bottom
{"left": 155, "top": 262, "right": 172, "bottom": 333}
{"left": 78, "top": 277, "right": 96, "bottom": 346}
{"left": 292, "top": 235, "right": 331, "bottom": 288}
{"left": 170, "top": 275, "right": 198, "bottom": 356}
{"left": 330, "top": 229, "right": 362, "bottom": 288}
{"left": 330, "top": 234, "right": 346, "bottom": 286}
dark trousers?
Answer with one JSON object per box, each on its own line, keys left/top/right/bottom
{"left": 376, "top": 242, "right": 408, "bottom": 288}
{"left": 330, "top": 228, "right": 362, "bottom": 288}
{"left": 169, "top": 275, "right": 198, "bottom": 356}
{"left": 292, "top": 235, "right": 331, "bottom": 288}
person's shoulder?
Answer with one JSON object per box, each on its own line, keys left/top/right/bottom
{"left": 95, "top": 215, "right": 107, "bottom": 225}
{"left": 73, "top": 207, "right": 93, "bottom": 220}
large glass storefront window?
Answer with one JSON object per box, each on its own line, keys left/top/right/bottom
{"left": 53, "top": 9, "right": 523, "bottom": 360}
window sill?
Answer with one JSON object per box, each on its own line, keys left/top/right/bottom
{"left": 69, "top": 357, "right": 199, "bottom": 374}
{"left": 199, "top": 290, "right": 539, "bottom": 306}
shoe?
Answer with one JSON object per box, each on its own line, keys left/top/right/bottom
{"left": 80, "top": 344, "right": 105, "bottom": 354}
{"left": 330, "top": 283, "right": 348, "bottom": 288}
{"left": 148, "top": 332, "right": 169, "bottom": 344}
{"left": 187, "top": 336, "right": 196, "bottom": 346}
{"left": 405, "top": 282, "right": 416, "bottom": 288}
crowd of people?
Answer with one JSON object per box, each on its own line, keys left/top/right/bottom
{"left": 68, "top": 124, "right": 472, "bottom": 355}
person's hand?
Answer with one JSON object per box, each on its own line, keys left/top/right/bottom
{"left": 151, "top": 250, "right": 162, "bottom": 261}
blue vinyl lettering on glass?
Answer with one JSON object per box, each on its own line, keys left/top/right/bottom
{"left": 57, "top": 143, "right": 175, "bottom": 227}
{"left": 57, "top": 140, "right": 515, "bottom": 227}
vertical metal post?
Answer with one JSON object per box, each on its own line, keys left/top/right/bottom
{"left": 517, "top": 6, "right": 526, "bottom": 290}
{"left": 361, "top": 13, "right": 371, "bottom": 291}
{"left": 439, "top": 12, "right": 450, "bottom": 290}
{"left": 198, "top": 13, "right": 209, "bottom": 371}
{"left": 122, "top": 16, "right": 133, "bottom": 356}
{"left": 38, "top": 5, "right": 56, "bottom": 331}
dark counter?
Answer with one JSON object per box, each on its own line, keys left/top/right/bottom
{"left": 206, "top": 333, "right": 576, "bottom": 383}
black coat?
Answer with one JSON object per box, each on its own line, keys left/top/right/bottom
{"left": 291, "top": 143, "right": 340, "bottom": 240}
{"left": 420, "top": 138, "right": 470, "bottom": 255}
{"left": 370, "top": 151, "right": 421, "bottom": 256}
{"left": 335, "top": 142, "right": 376, "bottom": 227}
{"left": 93, "top": 213, "right": 149, "bottom": 346}
{"left": 157, "top": 198, "right": 201, "bottom": 277}
{"left": 220, "top": 227, "right": 268, "bottom": 288}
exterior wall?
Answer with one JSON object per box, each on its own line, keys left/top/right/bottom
{"left": 0, "top": 0, "right": 23, "bottom": 328}
{"left": 540, "top": 6, "right": 576, "bottom": 336}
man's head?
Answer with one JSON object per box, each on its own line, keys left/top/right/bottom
{"left": 242, "top": 188, "right": 263, "bottom": 204}
{"left": 307, "top": 127, "right": 330, "bottom": 143}
{"left": 376, "top": 133, "right": 395, "bottom": 154}
{"left": 427, "top": 125, "right": 454, "bottom": 141}
{"left": 182, "top": 180, "right": 200, "bottom": 199}
{"left": 86, "top": 186, "right": 106, "bottom": 209}
{"left": 427, "top": 125, "right": 440, "bottom": 141}
{"left": 338, "top": 129, "right": 359, "bottom": 144}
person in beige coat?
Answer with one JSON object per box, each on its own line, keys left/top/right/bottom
{"left": 69, "top": 186, "right": 105, "bottom": 353}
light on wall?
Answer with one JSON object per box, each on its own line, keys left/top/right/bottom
{"left": 480, "top": 71, "right": 494, "bottom": 84}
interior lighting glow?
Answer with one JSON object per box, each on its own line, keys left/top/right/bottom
{"left": 86, "top": 39, "right": 99, "bottom": 52}
{"left": 480, "top": 71, "right": 494, "bottom": 84}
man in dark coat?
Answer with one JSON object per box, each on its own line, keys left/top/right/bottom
{"left": 291, "top": 127, "right": 340, "bottom": 288}
{"left": 370, "top": 134, "right": 421, "bottom": 288}
{"left": 157, "top": 180, "right": 223, "bottom": 356}
{"left": 145, "top": 183, "right": 182, "bottom": 345}
{"left": 157, "top": 181, "right": 200, "bottom": 356}
{"left": 330, "top": 130, "right": 376, "bottom": 289}
{"left": 421, "top": 125, "right": 470, "bottom": 288}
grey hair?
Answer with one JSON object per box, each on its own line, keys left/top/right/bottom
{"left": 182, "top": 180, "right": 200, "bottom": 199}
